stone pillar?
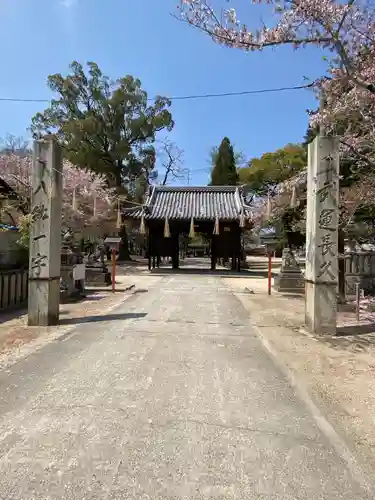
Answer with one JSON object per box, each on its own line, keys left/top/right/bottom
{"left": 28, "top": 138, "right": 62, "bottom": 326}
{"left": 305, "top": 135, "right": 339, "bottom": 334}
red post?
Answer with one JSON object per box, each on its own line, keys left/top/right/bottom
{"left": 268, "top": 251, "right": 272, "bottom": 296}
{"left": 111, "top": 248, "right": 116, "bottom": 293}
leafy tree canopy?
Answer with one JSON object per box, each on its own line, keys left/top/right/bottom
{"left": 238, "top": 143, "right": 307, "bottom": 196}
{"left": 30, "top": 61, "right": 174, "bottom": 191}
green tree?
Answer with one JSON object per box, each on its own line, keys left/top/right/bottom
{"left": 30, "top": 61, "right": 174, "bottom": 259}
{"left": 209, "top": 144, "right": 244, "bottom": 170}
{"left": 210, "top": 137, "right": 238, "bottom": 186}
{"left": 238, "top": 144, "right": 307, "bottom": 197}
{"left": 302, "top": 125, "right": 317, "bottom": 149}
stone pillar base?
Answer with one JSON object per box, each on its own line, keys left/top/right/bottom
{"left": 28, "top": 278, "right": 60, "bottom": 326}
{"left": 274, "top": 270, "right": 305, "bottom": 293}
{"left": 305, "top": 281, "right": 337, "bottom": 335}
{"left": 85, "top": 266, "right": 111, "bottom": 286}
{"left": 275, "top": 248, "right": 305, "bottom": 293}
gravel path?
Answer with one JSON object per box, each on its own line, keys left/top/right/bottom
{"left": 0, "top": 271, "right": 371, "bottom": 499}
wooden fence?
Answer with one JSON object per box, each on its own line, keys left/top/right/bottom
{"left": 0, "top": 269, "right": 28, "bottom": 312}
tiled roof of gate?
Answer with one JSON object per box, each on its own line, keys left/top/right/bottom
{"left": 124, "top": 186, "right": 250, "bottom": 221}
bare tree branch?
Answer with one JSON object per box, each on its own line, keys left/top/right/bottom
{"left": 156, "top": 138, "right": 186, "bottom": 185}
{"left": 0, "top": 134, "right": 30, "bottom": 156}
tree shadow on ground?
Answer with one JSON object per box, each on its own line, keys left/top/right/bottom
{"left": 0, "top": 308, "right": 27, "bottom": 324}
{"left": 247, "top": 262, "right": 282, "bottom": 269}
{"left": 84, "top": 288, "right": 134, "bottom": 293}
{"left": 279, "top": 293, "right": 305, "bottom": 300}
{"left": 59, "top": 312, "right": 147, "bottom": 326}
{"left": 149, "top": 265, "right": 281, "bottom": 278}
{"left": 81, "top": 294, "right": 109, "bottom": 300}
{"left": 337, "top": 323, "right": 375, "bottom": 336}
{"left": 313, "top": 323, "right": 375, "bottom": 353}
{"left": 115, "top": 266, "right": 272, "bottom": 278}
{"left": 149, "top": 268, "right": 258, "bottom": 278}
{"left": 117, "top": 258, "right": 148, "bottom": 266}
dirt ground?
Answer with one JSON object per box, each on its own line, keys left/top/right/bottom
{"left": 224, "top": 270, "right": 375, "bottom": 476}
{"left": 0, "top": 274, "right": 139, "bottom": 370}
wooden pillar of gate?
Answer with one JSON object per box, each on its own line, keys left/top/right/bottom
{"left": 172, "top": 233, "right": 179, "bottom": 269}
{"left": 211, "top": 236, "right": 217, "bottom": 270}
{"left": 148, "top": 229, "right": 152, "bottom": 270}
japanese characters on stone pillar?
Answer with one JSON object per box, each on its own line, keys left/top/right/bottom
{"left": 305, "top": 135, "right": 339, "bottom": 334}
{"left": 28, "top": 138, "right": 63, "bottom": 326}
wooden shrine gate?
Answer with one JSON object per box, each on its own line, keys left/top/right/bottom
{"left": 123, "top": 186, "right": 252, "bottom": 271}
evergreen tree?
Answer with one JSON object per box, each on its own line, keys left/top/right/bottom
{"left": 30, "top": 61, "right": 173, "bottom": 259}
{"left": 302, "top": 125, "right": 318, "bottom": 148}
{"left": 210, "top": 137, "right": 238, "bottom": 186}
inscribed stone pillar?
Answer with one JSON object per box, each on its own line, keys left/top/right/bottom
{"left": 28, "top": 138, "right": 63, "bottom": 326}
{"left": 305, "top": 135, "right": 339, "bottom": 334}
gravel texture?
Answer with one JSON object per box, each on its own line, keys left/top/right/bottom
{"left": 0, "top": 266, "right": 372, "bottom": 498}
{"left": 225, "top": 273, "right": 375, "bottom": 481}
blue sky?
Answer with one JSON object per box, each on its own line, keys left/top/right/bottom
{"left": 0, "top": 0, "right": 326, "bottom": 185}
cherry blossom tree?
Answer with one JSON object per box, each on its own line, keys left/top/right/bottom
{"left": 262, "top": 166, "right": 375, "bottom": 242}
{"left": 0, "top": 154, "right": 116, "bottom": 234}
{"left": 178, "top": 1, "right": 375, "bottom": 163}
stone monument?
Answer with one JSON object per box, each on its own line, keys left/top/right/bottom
{"left": 85, "top": 238, "right": 111, "bottom": 286}
{"left": 60, "top": 229, "right": 82, "bottom": 301}
{"left": 28, "top": 138, "right": 62, "bottom": 326}
{"left": 274, "top": 248, "right": 304, "bottom": 293}
{"left": 305, "top": 135, "right": 339, "bottom": 334}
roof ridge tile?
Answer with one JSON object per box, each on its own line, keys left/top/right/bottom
{"left": 123, "top": 185, "right": 251, "bottom": 221}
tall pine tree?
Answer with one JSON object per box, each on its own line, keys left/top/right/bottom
{"left": 210, "top": 137, "right": 238, "bottom": 186}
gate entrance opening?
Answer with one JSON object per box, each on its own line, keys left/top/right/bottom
{"left": 123, "top": 186, "right": 252, "bottom": 272}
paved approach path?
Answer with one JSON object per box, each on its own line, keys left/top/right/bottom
{"left": 0, "top": 272, "right": 372, "bottom": 499}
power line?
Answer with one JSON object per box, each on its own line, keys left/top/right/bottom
{"left": 0, "top": 83, "right": 313, "bottom": 104}
{"left": 164, "top": 83, "right": 313, "bottom": 101}
{"left": 0, "top": 98, "right": 50, "bottom": 103}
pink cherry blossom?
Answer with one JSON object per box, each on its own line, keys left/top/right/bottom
{"left": 263, "top": 166, "right": 375, "bottom": 232}
{"left": 178, "top": 0, "right": 375, "bottom": 163}
{"left": 0, "top": 154, "right": 116, "bottom": 232}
